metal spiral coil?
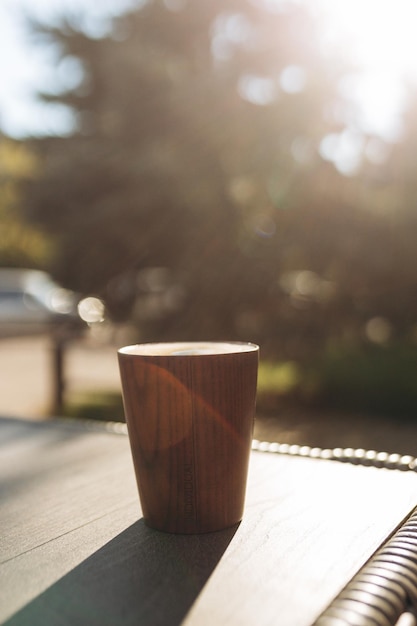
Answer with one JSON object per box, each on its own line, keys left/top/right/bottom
{"left": 251, "top": 440, "right": 417, "bottom": 473}
{"left": 314, "top": 506, "right": 417, "bottom": 626}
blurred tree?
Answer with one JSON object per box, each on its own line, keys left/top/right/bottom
{"left": 367, "top": 96, "right": 417, "bottom": 342}
{"left": 0, "top": 137, "right": 53, "bottom": 268}
{"left": 21, "top": 0, "right": 417, "bottom": 359}
{"left": 21, "top": 0, "right": 351, "bottom": 342}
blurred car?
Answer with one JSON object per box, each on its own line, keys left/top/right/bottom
{"left": 0, "top": 268, "right": 87, "bottom": 339}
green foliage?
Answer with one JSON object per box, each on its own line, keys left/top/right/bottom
{"left": 0, "top": 138, "right": 53, "bottom": 268}
{"left": 63, "top": 391, "right": 125, "bottom": 422}
{"left": 258, "top": 361, "right": 301, "bottom": 395}
{"left": 309, "top": 344, "right": 417, "bottom": 418}
{"left": 256, "top": 345, "right": 417, "bottom": 419}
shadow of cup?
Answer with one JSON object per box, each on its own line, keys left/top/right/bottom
{"left": 4, "top": 519, "right": 239, "bottom": 626}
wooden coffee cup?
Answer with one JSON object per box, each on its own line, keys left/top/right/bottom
{"left": 118, "top": 342, "right": 259, "bottom": 533}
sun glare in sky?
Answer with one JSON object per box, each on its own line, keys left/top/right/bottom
{"left": 1, "top": 0, "right": 417, "bottom": 140}
{"left": 318, "top": 0, "right": 417, "bottom": 76}
{"left": 317, "top": 0, "right": 417, "bottom": 141}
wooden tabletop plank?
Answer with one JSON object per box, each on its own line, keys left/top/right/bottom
{"left": 185, "top": 453, "right": 417, "bottom": 625}
{"left": 2, "top": 418, "right": 417, "bottom": 626}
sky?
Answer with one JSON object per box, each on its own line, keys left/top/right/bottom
{"left": 0, "top": 0, "right": 140, "bottom": 137}
{"left": 1, "top": 0, "right": 417, "bottom": 141}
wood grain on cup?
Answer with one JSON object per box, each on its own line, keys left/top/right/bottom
{"left": 118, "top": 342, "right": 258, "bottom": 533}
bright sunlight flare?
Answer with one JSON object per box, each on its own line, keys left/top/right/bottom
{"left": 316, "top": 0, "right": 417, "bottom": 140}
{"left": 1, "top": 0, "right": 417, "bottom": 139}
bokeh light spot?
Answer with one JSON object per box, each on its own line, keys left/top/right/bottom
{"left": 365, "top": 317, "right": 392, "bottom": 344}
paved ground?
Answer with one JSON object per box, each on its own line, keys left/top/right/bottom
{"left": 0, "top": 332, "right": 122, "bottom": 419}
{"left": 2, "top": 333, "right": 417, "bottom": 457}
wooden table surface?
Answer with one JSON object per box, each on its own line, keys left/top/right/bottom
{"left": 2, "top": 417, "right": 417, "bottom": 626}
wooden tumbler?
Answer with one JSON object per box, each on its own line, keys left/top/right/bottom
{"left": 118, "top": 341, "right": 259, "bottom": 534}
